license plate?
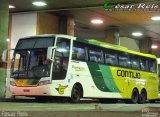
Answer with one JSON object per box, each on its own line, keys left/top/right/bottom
{"left": 23, "top": 89, "right": 30, "bottom": 92}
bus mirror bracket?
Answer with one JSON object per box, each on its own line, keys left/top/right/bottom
{"left": 47, "top": 46, "right": 57, "bottom": 61}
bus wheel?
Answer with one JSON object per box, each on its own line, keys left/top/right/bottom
{"left": 131, "top": 89, "right": 139, "bottom": 104}
{"left": 125, "top": 89, "right": 139, "bottom": 104}
{"left": 69, "top": 85, "right": 81, "bottom": 103}
{"left": 138, "top": 90, "right": 147, "bottom": 104}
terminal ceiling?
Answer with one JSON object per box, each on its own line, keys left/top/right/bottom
{"left": 9, "top": 0, "right": 160, "bottom": 41}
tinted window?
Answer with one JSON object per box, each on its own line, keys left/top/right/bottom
{"left": 89, "top": 48, "right": 103, "bottom": 63}
{"left": 140, "top": 57, "right": 148, "bottom": 71}
{"left": 52, "top": 38, "right": 70, "bottom": 80}
{"left": 105, "top": 50, "right": 117, "bottom": 66}
{"left": 130, "top": 55, "right": 140, "bottom": 70}
{"left": 118, "top": 52, "right": 131, "bottom": 68}
{"left": 72, "top": 42, "right": 86, "bottom": 61}
{"left": 16, "top": 37, "right": 55, "bottom": 49}
{"left": 16, "top": 39, "right": 36, "bottom": 49}
{"left": 148, "top": 59, "right": 157, "bottom": 73}
{"left": 34, "top": 38, "right": 54, "bottom": 48}
{"left": 56, "top": 38, "right": 70, "bottom": 57}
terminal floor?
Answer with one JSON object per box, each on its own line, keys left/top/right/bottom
{"left": 0, "top": 99, "right": 160, "bottom": 117}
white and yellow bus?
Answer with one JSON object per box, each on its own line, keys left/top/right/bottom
{"left": 10, "top": 34, "right": 159, "bottom": 103}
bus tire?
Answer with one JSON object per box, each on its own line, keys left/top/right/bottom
{"left": 69, "top": 85, "right": 81, "bottom": 103}
{"left": 125, "top": 88, "right": 139, "bottom": 104}
{"left": 131, "top": 88, "right": 139, "bottom": 104}
{"left": 138, "top": 89, "right": 147, "bottom": 104}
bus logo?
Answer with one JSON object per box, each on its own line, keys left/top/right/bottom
{"left": 72, "top": 65, "right": 85, "bottom": 71}
{"left": 56, "top": 84, "right": 68, "bottom": 95}
{"left": 117, "top": 70, "right": 141, "bottom": 79}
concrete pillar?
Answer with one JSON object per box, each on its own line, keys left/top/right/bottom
{"left": 67, "top": 16, "right": 74, "bottom": 36}
{"left": 104, "top": 26, "right": 119, "bottom": 45}
{"left": 139, "top": 37, "right": 152, "bottom": 54}
{"left": 59, "top": 15, "right": 75, "bottom": 36}
{"left": 0, "top": 0, "right": 9, "bottom": 97}
{"left": 59, "top": 15, "right": 67, "bottom": 34}
{"left": 0, "top": 0, "right": 9, "bottom": 55}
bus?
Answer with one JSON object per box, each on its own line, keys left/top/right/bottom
{"left": 9, "top": 34, "right": 159, "bottom": 103}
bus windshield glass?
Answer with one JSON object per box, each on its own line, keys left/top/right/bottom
{"left": 11, "top": 37, "right": 55, "bottom": 79}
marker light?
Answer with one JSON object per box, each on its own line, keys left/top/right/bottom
{"left": 151, "top": 16, "right": 160, "bottom": 21}
{"left": 91, "top": 19, "right": 103, "bottom": 24}
{"left": 32, "top": 1, "right": 47, "bottom": 6}
{"left": 132, "top": 32, "right": 143, "bottom": 37}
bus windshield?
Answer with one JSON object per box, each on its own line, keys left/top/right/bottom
{"left": 11, "top": 37, "right": 55, "bottom": 79}
{"left": 11, "top": 49, "right": 51, "bottom": 79}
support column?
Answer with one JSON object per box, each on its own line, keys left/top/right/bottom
{"left": 0, "top": 0, "right": 9, "bottom": 97}
{"left": 59, "top": 15, "right": 75, "bottom": 36}
{"left": 59, "top": 15, "right": 67, "bottom": 34}
{"left": 139, "top": 37, "right": 152, "bottom": 54}
{"left": 104, "top": 26, "right": 119, "bottom": 45}
{"left": 67, "top": 16, "right": 74, "bottom": 36}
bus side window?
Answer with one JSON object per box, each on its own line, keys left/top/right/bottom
{"left": 130, "top": 55, "right": 140, "bottom": 70}
{"left": 105, "top": 50, "right": 118, "bottom": 66}
{"left": 72, "top": 42, "right": 86, "bottom": 61}
{"left": 118, "top": 52, "right": 131, "bottom": 68}
{"left": 56, "top": 38, "right": 70, "bottom": 58}
{"left": 89, "top": 49, "right": 103, "bottom": 63}
{"left": 148, "top": 59, "right": 156, "bottom": 73}
{"left": 140, "top": 57, "right": 148, "bottom": 71}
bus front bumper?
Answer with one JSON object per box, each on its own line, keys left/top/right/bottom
{"left": 10, "top": 85, "right": 53, "bottom": 96}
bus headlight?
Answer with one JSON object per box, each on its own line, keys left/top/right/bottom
{"left": 10, "top": 81, "right": 16, "bottom": 86}
{"left": 38, "top": 80, "right": 52, "bottom": 86}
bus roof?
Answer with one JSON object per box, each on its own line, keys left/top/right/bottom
{"left": 19, "top": 34, "right": 55, "bottom": 39}
{"left": 76, "top": 38, "right": 156, "bottom": 59}
{"left": 18, "top": 34, "right": 156, "bottom": 59}
{"left": 19, "top": 34, "right": 71, "bottom": 39}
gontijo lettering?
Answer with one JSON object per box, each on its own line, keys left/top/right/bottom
{"left": 117, "top": 70, "right": 140, "bottom": 79}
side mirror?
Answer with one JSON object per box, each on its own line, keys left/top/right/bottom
{"left": 2, "top": 50, "right": 8, "bottom": 63}
{"left": 47, "top": 46, "right": 57, "bottom": 60}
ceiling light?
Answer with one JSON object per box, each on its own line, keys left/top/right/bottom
{"left": 151, "top": 16, "right": 160, "bottom": 21}
{"left": 32, "top": 1, "right": 47, "bottom": 6}
{"left": 132, "top": 32, "right": 143, "bottom": 37}
{"left": 9, "top": 5, "right": 15, "bottom": 9}
{"left": 151, "top": 45, "right": 158, "bottom": 49}
{"left": 91, "top": 19, "right": 103, "bottom": 24}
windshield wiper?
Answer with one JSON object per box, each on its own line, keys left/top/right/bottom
{"left": 11, "top": 70, "right": 25, "bottom": 78}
